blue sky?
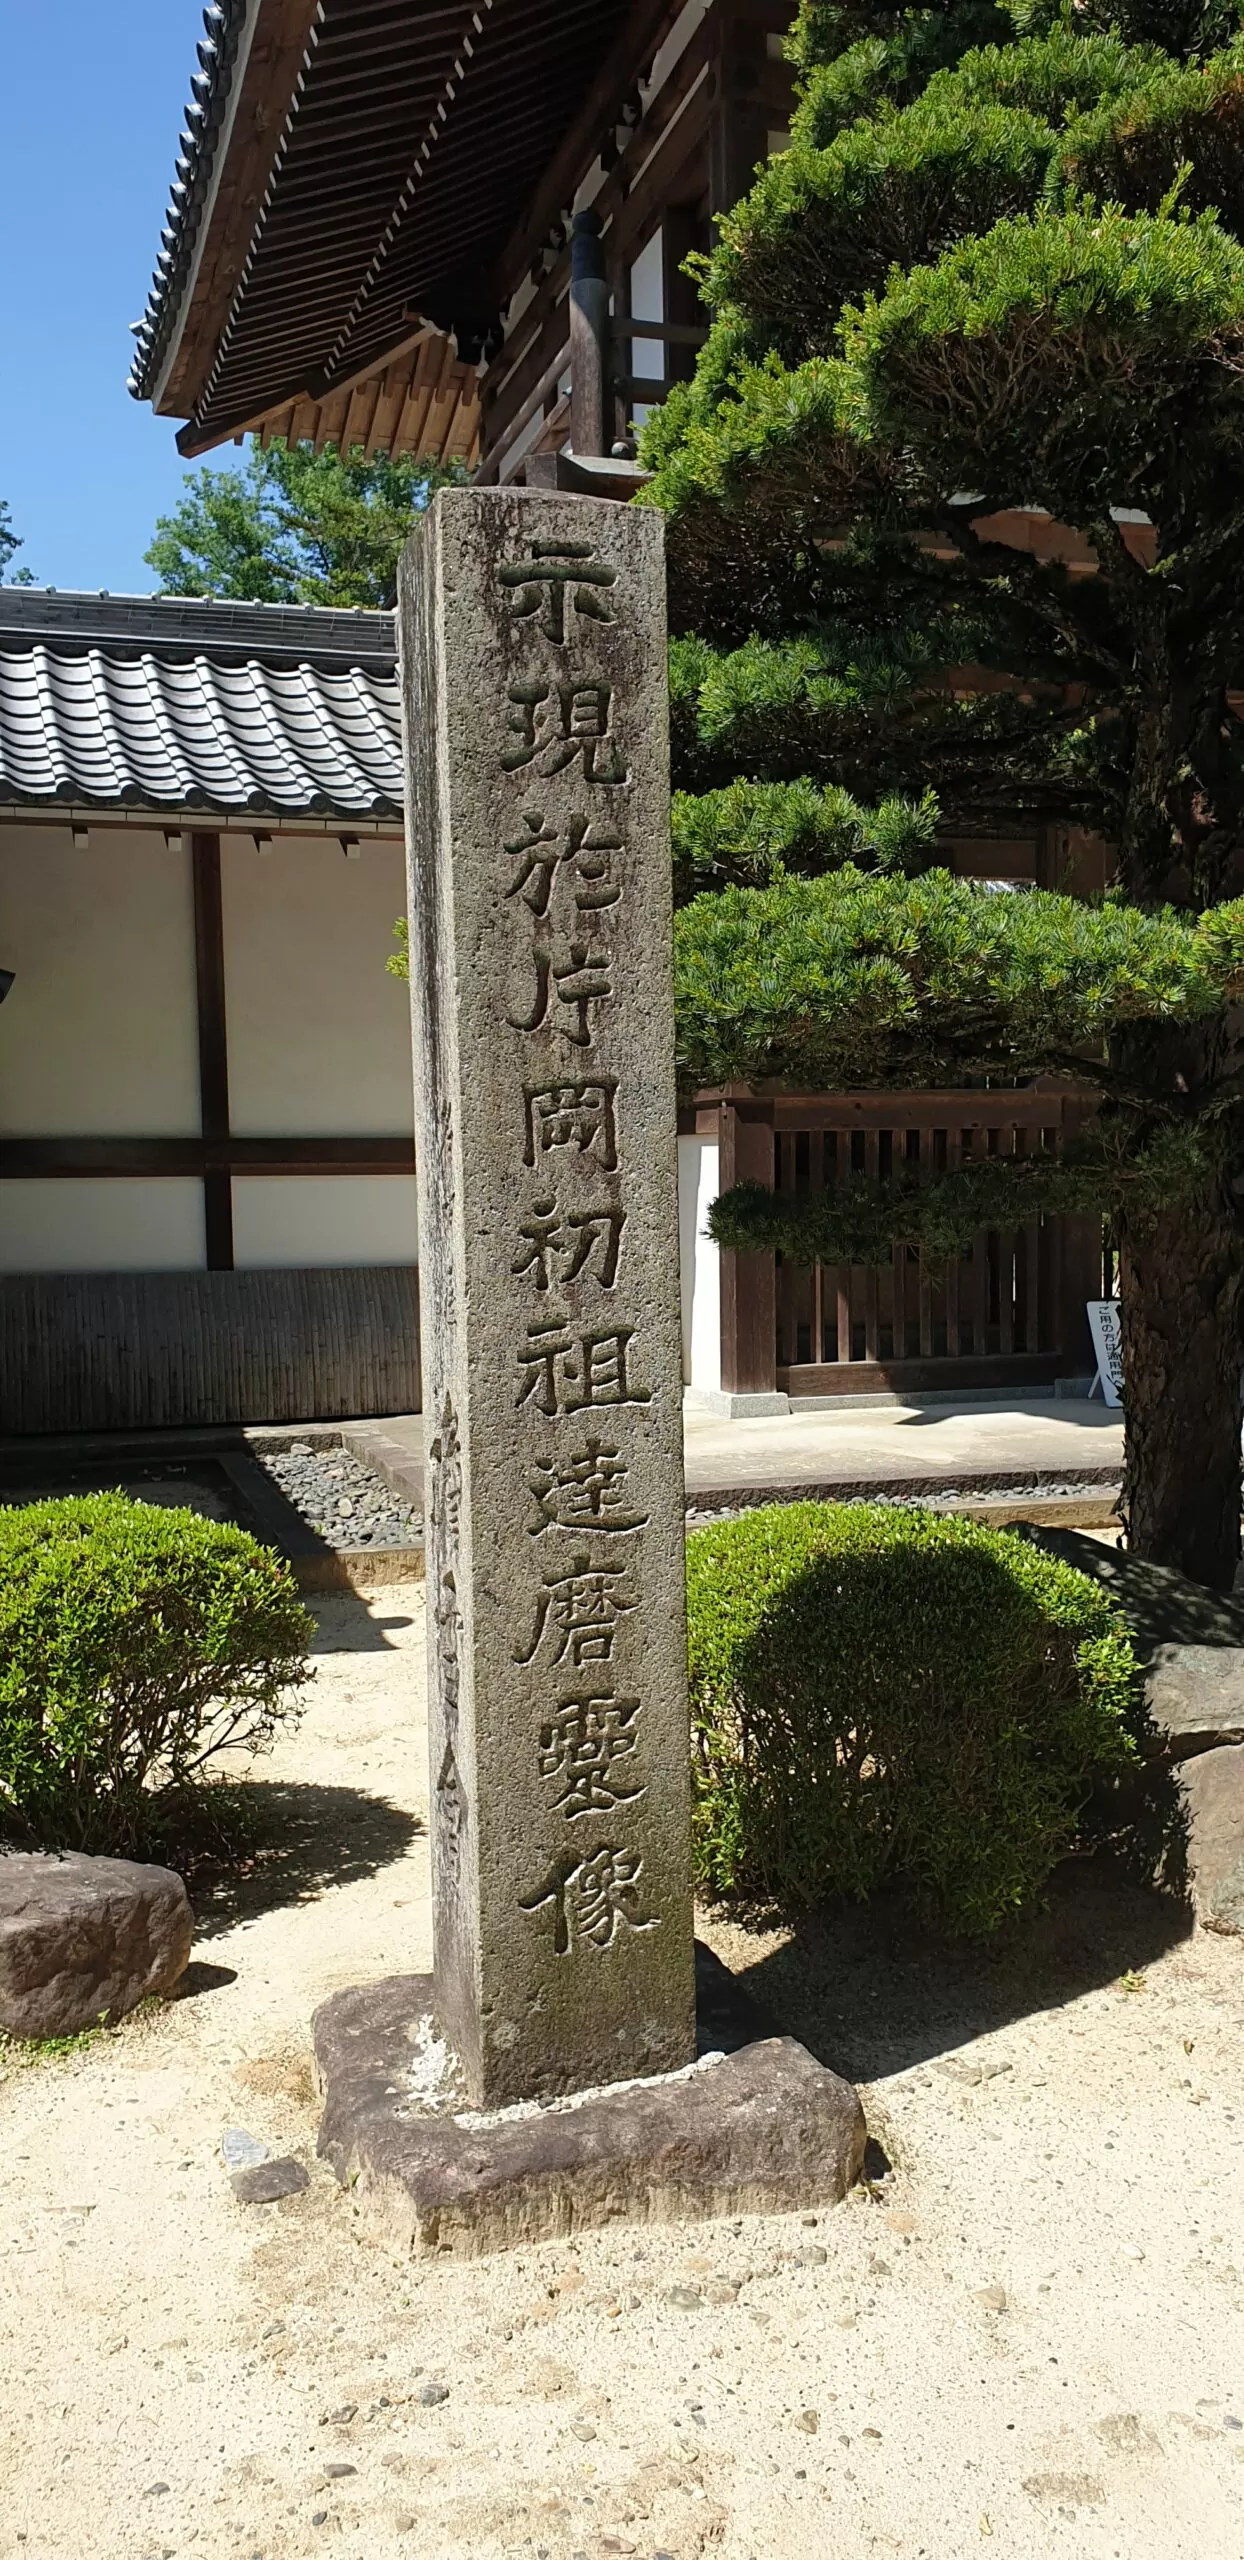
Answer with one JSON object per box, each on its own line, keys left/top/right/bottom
{"left": 0, "top": 1, "right": 213, "bottom": 593}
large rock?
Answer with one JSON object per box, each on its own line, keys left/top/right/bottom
{"left": 1022, "top": 1531, "right": 1244, "bottom": 1922}
{"left": 1145, "top": 1646, "right": 1244, "bottom": 1761}
{"left": 1180, "top": 1748, "right": 1244, "bottom": 1936}
{"left": 1021, "top": 1528, "right": 1244, "bottom": 1678}
{"left": 0, "top": 1852, "right": 193, "bottom": 2038}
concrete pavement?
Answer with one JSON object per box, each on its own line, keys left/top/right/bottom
{"left": 335, "top": 1393, "right": 1124, "bottom": 1517}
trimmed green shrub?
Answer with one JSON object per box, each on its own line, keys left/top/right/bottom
{"left": 687, "top": 1501, "right": 1137, "bottom": 1936}
{"left": 0, "top": 1494, "right": 312, "bottom": 1856}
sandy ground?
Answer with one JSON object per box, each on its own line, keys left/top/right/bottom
{"left": 1, "top": 1582, "right": 1241, "bottom": 2560}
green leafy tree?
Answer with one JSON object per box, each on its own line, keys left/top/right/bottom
{"left": 0, "top": 498, "right": 34, "bottom": 585}
{"left": 644, "top": 0, "right": 1244, "bottom": 1589}
{"left": 146, "top": 439, "right": 467, "bottom": 607}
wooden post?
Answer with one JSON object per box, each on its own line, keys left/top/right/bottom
{"left": 708, "top": 6, "right": 770, "bottom": 220}
{"left": 191, "top": 829, "right": 233, "bottom": 1272}
{"left": 662, "top": 206, "right": 705, "bottom": 387}
{"left": 1054, "top": 1097, "right": 1103, "bottom": 1377}
{"left": 569, "top": 208, "right": 609, "bottom": 457}
{"left": 718, "top": 1095, "right": 777, "bottom": 1395}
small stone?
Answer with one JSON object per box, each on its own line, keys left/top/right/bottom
{"left": 862, "top": 2427, "right": 883, "bottom": 2440}
{"left": 261, "top": 2322, "right": 285, "bottom": 2339}
{"left": 323, "top": 2464, "right": 356, "bottom": 2479}
{"left": 666, "top": 2285, "right": 702, "bottom": 2310}
{"left": 703, "top": 2280, "right": 739, "bottom": 2306}
{"left": 1224, "top": 2416, "right": 1242, "bottom": 2432}
{"left": 796, "top": 2246, "right": 827, "bottom": 2267}
{"left": 311, "top": 2513, "right": 328, "bottom": 2529}
{"left": 222, "top": 2128, "right": 270, "bottom": 2169}
{"left": 975, "top": 2284, "right": 1007, "bottom": 2312}
{"left": 1122, "top": 2244, "right": 1146, "bottom": 2262}
{"left": 142, "top": 2483, "right": 171, "bottom": 2497}
{"left": 230, "top": 2157, "right": 309, "bottom": 2205}
{"left": 417, "top": 2382, "right": 450, "bottom": 2406}
{"left": 795, "top": 2410, "right": 818, "bottom": 2435}
{"left": 325, "top": 2406, "right": 357, "bottom": 2426}
{"left": 569, "top": 2417, "right": 596, "bottom": 2442}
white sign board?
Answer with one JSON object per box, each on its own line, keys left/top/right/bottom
{"left": 1087, "top": 1299, "right": 1123, "bottom": 1407}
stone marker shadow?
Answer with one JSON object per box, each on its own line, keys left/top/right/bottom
{"left": 714, "top": 1853, "right": 1194, "bottom": 2088}
{"left": 305, "top": 1598, "right": 416, "bottom": 1657}
{"left": 185, "top": 1781, "right": 421, "bottom": 1940}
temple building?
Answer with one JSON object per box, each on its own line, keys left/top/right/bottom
{"left": 0, "top": 0, "right": 1106, "bottom": 1431}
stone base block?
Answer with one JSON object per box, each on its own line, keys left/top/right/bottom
{"left": 312, "top": 1960, "right": 866, "bottom": 2258}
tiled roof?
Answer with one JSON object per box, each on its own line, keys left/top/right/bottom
{"left": 0, "top": 591, "right": 402, "bottom": 821}
{"left": 127, "top": 0, "right": 249, "bottom": 406}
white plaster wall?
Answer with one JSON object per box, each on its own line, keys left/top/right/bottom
{"left": 231, "top": 1175, "right": 418, "bottom": 1269}
{"left": 629, "top": 228, "right": 665, "bottom": 426}
{"left": 678, "top": 1133, "right": 721, "bottom": 1391}
{"left": 0, "top": 822, "right": 200, "bottom": 1135}
{"left": 0, "top": 1178, "right": 205, "bottom": 1272}
{"left": 220, "top": 833, "right": 413, "bottom": 1136}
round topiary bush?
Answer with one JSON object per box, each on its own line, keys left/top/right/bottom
{"left": 0, "top": 1493, "right": 313, "bottom": 1856}
{"left": 687, "top": 1501, "right": 1138, "bottom": 1937}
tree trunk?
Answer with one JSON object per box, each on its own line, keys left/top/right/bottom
{"left": 1116, "top": 1194, "right": 1242, "bottom": 1592}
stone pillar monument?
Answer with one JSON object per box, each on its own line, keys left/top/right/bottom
{"left": 312, "top": 489, "right": 864, "bottom": 2252}
{"left": 400, "top": 486, "right": 694, "bottom": 2108}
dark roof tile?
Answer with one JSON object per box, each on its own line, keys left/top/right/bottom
{"left": 0, "top": 591, "right": 402, "bottom": 821}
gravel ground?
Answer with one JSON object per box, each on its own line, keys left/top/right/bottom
{"left": 256, "top": 1443, "right": 422, "bottom": 1551}
{"left": 1, "top": 1582, "right": 1240, "bottom": 2560}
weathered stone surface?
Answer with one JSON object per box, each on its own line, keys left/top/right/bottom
{"left": 398, "top": 487, "right": 693, "bottom": 2105}
{"left": 313, "top": 1972, "right": 867, "bottom": 2258}
{"left": 1144, "top": 1646, "right": 1244, "bottom": 1760}
{"left": 0, "top": 1851, "right": 192, "bottom": 2038}
{"left": 230, "top": 2157, "right": 310, "bottom": 2205}
{"left": 1180, "top": 1746, "right": 1244, "bottom": 1934}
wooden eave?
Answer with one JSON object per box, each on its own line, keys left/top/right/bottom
{"left": 156, "top": 0, "right": 323, "bottom": 421}
{"left": 145, "top": 0, "right": 662, "bottom": 459}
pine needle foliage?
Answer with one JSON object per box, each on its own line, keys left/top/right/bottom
{"left": 647, "top": 0, "right": 1244, "bottom": 1581}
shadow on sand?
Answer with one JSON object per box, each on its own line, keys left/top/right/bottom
{"left": 711, "top": 1853, "right": 1195, "bottom": 2086}
{"left": 180, "top": 1779, "right": 422, "bottom": 1940}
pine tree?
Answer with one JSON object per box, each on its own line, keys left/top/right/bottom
{"left": 647, "top": 0, "right": 1244, "bottom": 1588}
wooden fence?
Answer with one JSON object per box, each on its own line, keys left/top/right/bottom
{"left": 0, "top": 1265, "right": 421, "bottom": 1435}
{"left": 695, "top": 1088, "right": 1105, "bottom": 1398}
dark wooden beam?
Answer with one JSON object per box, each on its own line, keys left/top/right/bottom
{"left": 708, "top": 4, "right": 773, "bottom": 219}
{"left": 717, "top": 1097, "right": 777, "bottom": 1397}
{"left": 192, "top": 828, "right": 234, "bottom": 1270}
{"left": 569, "top": 208, "right": 609, "bottom": 456}
{"left": 485, "top": 0, "right": 681, "bottom": 314}
{"left": 0, "top": 1138, "right": 417, "bottom": 1179}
